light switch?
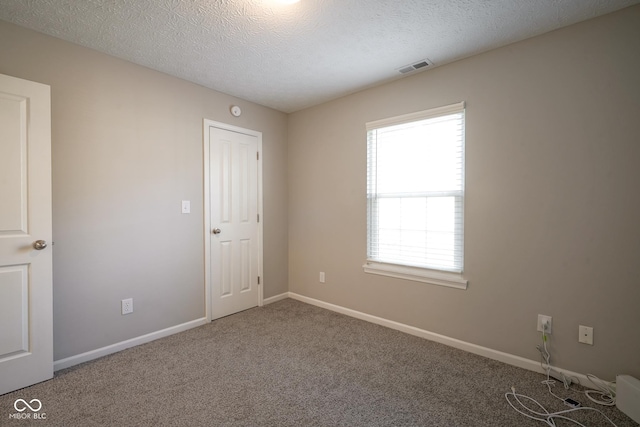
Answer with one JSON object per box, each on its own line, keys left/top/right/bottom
{"left": 181, "top": 200, "right": 190, "bottom": 214}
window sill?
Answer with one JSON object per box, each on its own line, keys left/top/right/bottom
{"left": 362, "top": 261, "right": 468, "bottom": 290}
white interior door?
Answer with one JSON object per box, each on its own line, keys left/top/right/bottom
{"left": 207, "top": 124, "right": 262, "bottom": 320}
{"left": 0, "top": 74, "right": 53, "bottom": 395}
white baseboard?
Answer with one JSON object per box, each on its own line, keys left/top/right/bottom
{"left": 54, "top": 294, "right": 592, "bottom": 389}
{"left": 54, "top": 295, "right": 287, "bottom": 372}
{"left": 287, "top": 292, "right": 592, "bottom": 388}
{"left": 262, "top": 292, "right": 289, "bottom": 305}
{"left": 54, "top": 317, "right": 209, "bottom": 371}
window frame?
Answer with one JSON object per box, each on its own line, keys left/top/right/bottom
{"left": 363, "top": 102, "right": 468, "bottom": 290}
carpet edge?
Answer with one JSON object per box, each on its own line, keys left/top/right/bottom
{"left": 53, "top": 317, "right": 208, "bottom": 371}
{"left": 287, "top": 292, "right": 593, "bottom": 389}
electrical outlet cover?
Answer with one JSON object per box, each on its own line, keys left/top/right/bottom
{"left": 537, "top": 314, "right": 552, "bottom": 334}
{"left": 121, "top": 298, "right": 134, "bottom": 315}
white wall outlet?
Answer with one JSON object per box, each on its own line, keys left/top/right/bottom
{"left": 537, "top": 314, "right": 552, "bottom": 334}
{"left": 181, "top": 200, "right": 190, "bottom": 214}
{"left": 579, "top": 325, "right": 594, "bottom": 345}
{"left": 319, "top": 272, "right": 325, "bottom": 283}
{"left": 121, "top": 298, "right": 133, "bottom": 315}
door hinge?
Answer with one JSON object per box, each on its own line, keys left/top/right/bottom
{"left": 257, "top": 213, "right": 260, "bottom": 222}
{"left": 257, "top": 152, "right": 259, "bottom": 160}
{"left": 258, "top": 276, "right": 261, "bottom": 285}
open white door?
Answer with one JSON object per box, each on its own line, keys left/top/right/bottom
{"left": 204, "top": 121, "right": 263, "bottom": 321}
{"left": 0, "top": 74, "right": 53, "bottom": 395}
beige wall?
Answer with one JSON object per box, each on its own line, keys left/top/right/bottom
{"left": 0, "top": 21, "right": 289, "bottom": 361}
{"left": 288, "top": 6, "right": 640, "bottom": 379}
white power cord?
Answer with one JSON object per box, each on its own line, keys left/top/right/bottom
{"left": 584, "top": 374, "right": 616, "bottom": 406}
{"left": 506, "top": 324, "right": 619, "bottom": 426}
{"left": 505, "top": 387, "right": 618, "bottom": 427}
{"left": 537, "top": 324, "right": 578, "bottom": 393}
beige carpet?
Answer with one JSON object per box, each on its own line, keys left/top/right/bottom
{"left": 1, "top": 299, "right": 636, "bottom": 426}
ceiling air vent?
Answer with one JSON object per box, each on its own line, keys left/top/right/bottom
{"left": 398, "top": 59, "right": 433, "bottom": 74}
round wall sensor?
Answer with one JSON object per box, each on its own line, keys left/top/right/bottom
{"left": 230, "top": 105, "right": 242, "bottom": 117}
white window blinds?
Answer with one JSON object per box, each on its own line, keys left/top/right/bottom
{"left": 366, "top": 102, "right": 465, "bottom": 273}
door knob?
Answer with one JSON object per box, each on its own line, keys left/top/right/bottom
{"left": 212, "top": 228, "right": 222, "bottom": 235}
{"left": 33, "top": 240, "right": 47, "bottom": 250}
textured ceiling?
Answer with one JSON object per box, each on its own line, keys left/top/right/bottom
{"left": 0, "top": 0, "right": 638, "bottom": 112}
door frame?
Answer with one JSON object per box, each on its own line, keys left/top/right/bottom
{"left": 203, "top": 119, "right": 263, "bottom": 322}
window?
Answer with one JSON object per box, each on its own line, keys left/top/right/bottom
{"left": 364, "top": 102, "right": 468, "bottom": 289}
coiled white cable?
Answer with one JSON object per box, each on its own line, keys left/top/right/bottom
{"left": 505, "top": 387, "right": 618, "bottom": 427}
{"left": 584, "top": 374, "right": 616, "bottom": 406}
{"left": 507, "top": 326, "right": 619, "bottom": 425}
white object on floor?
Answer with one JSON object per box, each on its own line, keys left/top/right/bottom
{"left": 616, "top": 375, "right": 640, "bottom": 423}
